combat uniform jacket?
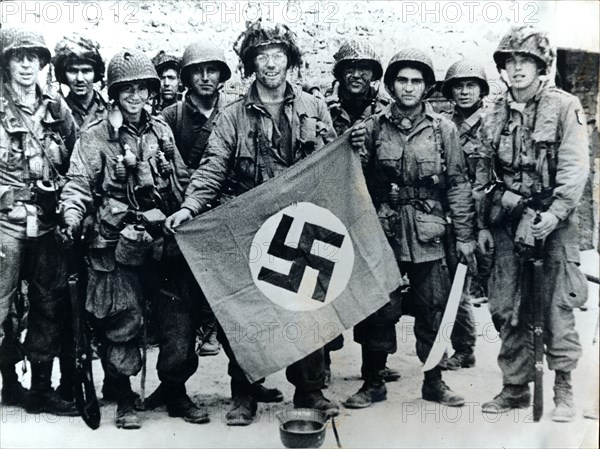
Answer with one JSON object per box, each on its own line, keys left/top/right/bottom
{"left": 362, "top": 101, "right": 475, "bottom": 264}
{"left": 161, "top": 91, "right": 237, "bottom": 172}
{"left": 182, "top": 82, "right": 337, "bottom": 215}
{"left": 61, "top": 110, "right": 189, "bottom": 248}
{"left": 64, "top": 90, "right": 107, "bottom": 136}
{"left": 325, "top": 86, "right": 390, "bottom": 136}
{"left": 0, "top": 84, "right": 77, "bottom": 239}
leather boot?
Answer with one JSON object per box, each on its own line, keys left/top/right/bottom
{"left": 552, "top": 371, "right": 576, "bottom": 423}
{"left": 116, "top": 397, "right": 141, "bottom": 429}
{"left": 24, "top": 361, "right": 78, "bottom": 416}
{"left": 164, "top": 382, "right": 209, "bottom": 424}
{"left": 482, "top": 384, "right": 531, "bottom": 413}
{"left": 197, "top": 326, "right": 220, "bottom": 357}
{"left": 343, "top": 379, "right": 387, "bottom": 409}
{"left": 144, "top": 383, "right": 165, "bottom": 409}
{"left": 439, "top": 352, "right": 476, "bottom": 371}
{"left": 0, "top": 363, "right": 28, "bottom": 406}
{"left": 422, "top": 368, "right": 465, "bottom": 407}
{"left": 293, "top": 389, "right": 339, "bottom": 417}
{"left": 56, "top": 355, "right": 75, "bottom": 402}
{"left": 249, "top": 381, "right": 283, "bottom": 403}
{"left": 226, "top": 379, "right": 257, "bottom": 426}
{"left": 102, "top": 372, "right": 139, "bottom": 403}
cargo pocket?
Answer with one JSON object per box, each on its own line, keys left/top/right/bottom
{"left": 414, "top": 210, "right": 447, "bottom": 243}
{"left": 99, "top": 197, "right": 129, "bottom": 239}
{"left": 415, "top": 155, "right": 441, "bottom": 180}
{"left": 558, "top": 245, "right": 588, "bottom": 310}
{"left": 88, "top": 247, "right": 116, "bottom": 273}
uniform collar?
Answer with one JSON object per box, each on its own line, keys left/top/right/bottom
{"left": 244, "top": 81, "right": 296, "bottom": 111}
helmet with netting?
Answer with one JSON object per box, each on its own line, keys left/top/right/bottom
{"left": 107, "top": 49, "right": 160, "bottom": 99}
{"left": 233, "top": 19, "right": 302, "bottom": 77}
{"left": 152, "top": 51, "right": 181, "bottom": 75}
{"left": 493, "top": 25, "right": 554, "bottom": 75}
{"left": 52, "top": 33, "right": 105, "bottom": 85}
{"left": 441, "top": 59, "right": 489, "bottom": 99}
{"left": 333, "top": 39, "right": 383, "bottom": 81}
{"left": 180, "top": 42, "right": 231, "bottom": 86}
{"left": 0, "top": 27, "right": 51, "bottom": 69}
{"left": 384, "top": 48, "right": 435, "bottom": 89}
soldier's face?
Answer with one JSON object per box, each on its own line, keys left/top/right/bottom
{"left": 65, "top": 62, "right": 95, "bottom": 99}
{"left": 505, "top": 54, "right": 540, "bottom": 90}
{"left": 190, "top": 63, "right": 222, "bottom": 98}
{"left": 160, "top": 68, "right": 180, "bottom": 102}
{"left": 451, "top": 79, "right": 482, "bottom": 109}
{"left": 118, "top": 81, "right": 150, "bottom": 117}
{"left": 342, "top": 61, "right": 374, "bottom": 96}
{"left": 8, "top": 51, "right": 41, "bottom": 88}
{"left": 254, "top": 45, "right": 288, "bottom": 90}
{"left": 393, "top": 67, "right": 426, "bottom": 108}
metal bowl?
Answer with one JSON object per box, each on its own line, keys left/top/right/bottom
{"left": 276, "top": 409, "right": 327, "bottom": 448}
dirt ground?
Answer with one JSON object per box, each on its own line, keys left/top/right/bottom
{"left": 1, "top": 252, "right": 598, "bottom": 449}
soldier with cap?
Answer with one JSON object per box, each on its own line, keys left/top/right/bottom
{"left": 476, "top": 26, "right": 589, "bottom": 423}
{"left": 435, "top": 59, "right": 494, "bottom": 371}
{"left": 165, "top": 19, "right": 359, "bottom": 426}
{"left": 0, "top": 27, "right": 78, "bottom": 415}
{"left": 152, "top": 51, "right": 182, "bottom": 112}
{"left": 353, "top": 48, "right": 476, "bottom": 408}
{"left": 58, "top": 48, "right": 205, "bottom": 428}
{"left": 322, "top": 38, "right": 399, "bottom": 391}
{"left": 53, "top": 33, "right": 107, "bottom": 134}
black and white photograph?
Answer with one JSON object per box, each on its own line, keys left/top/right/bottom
{"left": 0, "top": 1, "right": 598, "bottom": 448}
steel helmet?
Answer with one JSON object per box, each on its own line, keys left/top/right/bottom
{"left": 441, "top": 59, "right": 489, "bottom": 99}
{"left": 384, "top": 48, "right": 436, "bottom": 89}
{"left": 0, "top": 27, "right": 51, "bottom": 69}
{"left": 52, "top": 33, "right": 105, "bottom": 85}
{"left": 180, "top": 42, "right": 231, "bottom": 86}
{"left": 233, "top": 19, "right": 302, "bottom": 77}
{"left": 151, "top": 51, "right": 181, "bottom": 75}
{"left": 106, "top": 49, "right": 160, "bottom": 99}
{"left": 493, "top": 25, "right": 554, "bottom": 74}
{"left": 333, "top": 39, "right": 383, "bottom": 81}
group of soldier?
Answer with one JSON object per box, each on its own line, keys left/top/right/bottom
{"left": 0, "top": 18, "right": 589, "bottom": 431}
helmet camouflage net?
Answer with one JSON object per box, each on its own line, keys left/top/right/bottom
{"left": 493, "top": 25, "right": 554, "bottom": 75}
{"left": 107, "top": 49, "right": 160, "bottom": 99}
{"left": 333, "top": 39, "right": 383, "bottom": 81}
{"left": 384, "top": 48, "right": 436, "bottom": 89}
{"left": 52, "top": 33, "right": 105, "bottom": 85}
{"left": 0, "top": 27, "right": 51, "bottom": 70}
{"left": 442, "top": 59, "right": 489, "bottom": 99}
{"left": 233, "top": 19, "right": 302, "bottom": 78}
{"left": 180, "top": 42, "right": 231, "bottom": 86}
{"left": 151, "top": 50, "right": 181, "bottom": 75}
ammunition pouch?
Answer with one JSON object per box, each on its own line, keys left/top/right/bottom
{"left": 114, "top": 224, "right": 154, "bottom": 267}
{"left": 388, "top": 185, "right": 442, "bottom": 206}
{"left": 414, "top": 210, "right": 447, "bottom": 244}
{"left": 140, "top": 208, "right": 166, "bottom": 239}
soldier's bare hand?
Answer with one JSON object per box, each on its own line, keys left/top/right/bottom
{"left": 477, "top": 229, "right": 494, "bottom": 254}
{"left": 531, "top": 212, "right": 559, "bottom": 239}
{"left": 164, "top": 208, "right": 193, "bottom": 235}
{"left": 456, "top": 240, "right": 477, "bottom": 262}
{"left": 349, "top": 123, "right": 366, "bottom": 151}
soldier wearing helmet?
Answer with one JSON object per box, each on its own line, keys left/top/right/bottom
{"left": 321, "top": 38, "right": 397, "bottom": 392}
{"left": 0, "top": 27, "right": 78, "bottom": 416}
{"left": 165, "top": 19, "right": 346, "bottom": 426}
{"left": 59, "top": 49, "right": 200, "bottom": 429}
{"left": 349, "top": 48, "right": 476, "bottom": 409}
{"left": 53, "top": 33, "right": 107, "bottom": 133}
{"left": 435, "top": 59, "right": 493, "bottom": 372}
{"left": 475, "top": 26, "right": 589, "bottom": 423}
{"left": 152, "top": 51, "right": 182, "bottom": 111}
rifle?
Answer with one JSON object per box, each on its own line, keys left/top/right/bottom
{"left": 67, "top": 241, "right": 101, "bottom": 429}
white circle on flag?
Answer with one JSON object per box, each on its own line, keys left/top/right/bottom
{"left": 249, "top": 202, "right": 355, "bottom": 311}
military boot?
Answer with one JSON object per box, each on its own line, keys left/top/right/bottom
{"left": 144, "top": 383, "right": 165, "bottom": 409}
{"left": 197, "top": 326, "right": 220, "bottom": 357}
{"left": 0, "top": 363, "right": 28, "bottom": 406}
{"left": 293, "top": 389, "right": 339, "bottom": 417}
{"left": 249, "top": 381, "right": 283, "bottom": 403}
{"left": 439, "top": 352, "right": 476, "bottom": 371}
{"left": 24, "top": 361, "right": 78, "bottom": 416}
{"left": 422, "top": 368, "right": 465, "bottom": 407}
{"left": 56, "top": 355, "right": 75, "bottom": 402}
{"left": 343, "top": 378, "right": 387, "bottom": 409}
{"left": 226, "top": 379, "right": 257, "bottom": 426}
{"left": 116, "top": 397, "right": 141, "bottom": 429}
{"left": 164, "top": 382, "right": 209, "bottom": 424}
{"left": 552, "top": 371, "right": 576, "bottom": 423}
{"left": 482, "top": 384, "right": 530, "bottom": 413}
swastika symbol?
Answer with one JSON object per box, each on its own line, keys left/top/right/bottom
{"left": 257, "top": 214, "right": 345, "bottom": 302}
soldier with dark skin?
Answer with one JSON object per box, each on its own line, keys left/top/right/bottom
{"left": 165, "top": 20, "right": 368, "bottom": 426}
{"left": 436, "top": 59, "right": 494, "bottom": 371}
{"left": 152, "top": 51, "right": 182, "bottom": 112}
{"left": 0, "top": 27, "right": 78, "bottom": 416}
{"left": 476, "top": 26, "right": 589, "bottom": 423}
{"left": 58, "top": 49, "right": 210, "bottom": 428}
{"left": 355, "top": 48, "right": 476, "bottom": 408}
{"left": 322, "top": 38, "right": 399, "bottom": 390}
